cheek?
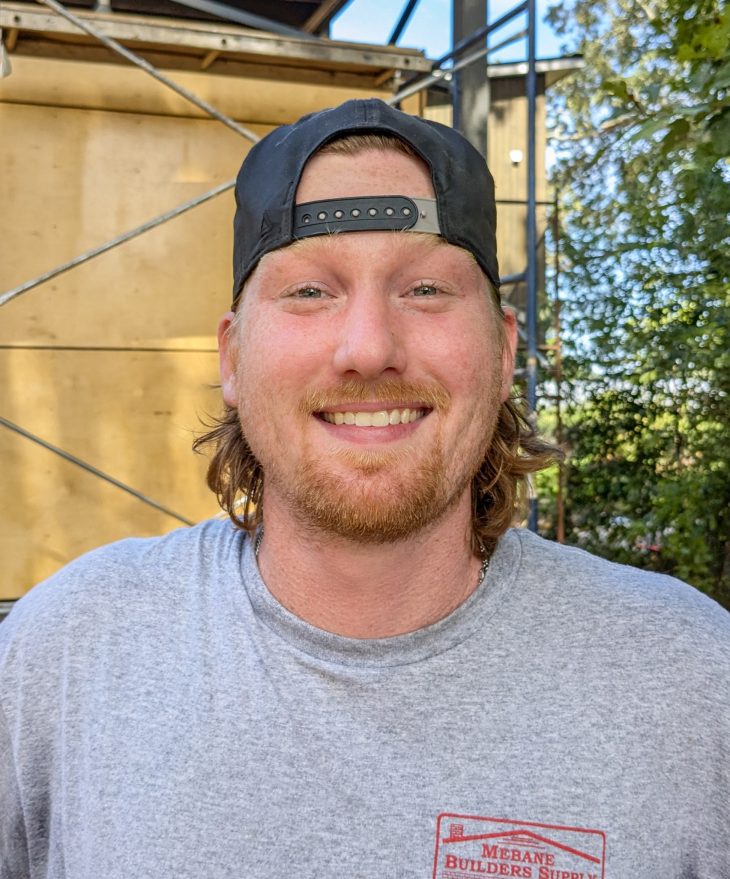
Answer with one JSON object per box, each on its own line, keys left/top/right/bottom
{"left": 248, "top": 314, "right": 340, "bottom": 390}
{"left": 433, "top": 321, "right": 500, "bottom": 396}
{"left": 235, "top": 318, "right": 324, "bottom": 413}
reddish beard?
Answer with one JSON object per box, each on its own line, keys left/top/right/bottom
{"left": 247, "top": 377, "right": 498, "bottom": 544}
{"left": 288, "top": 442, "right": 448, "bottom": 542}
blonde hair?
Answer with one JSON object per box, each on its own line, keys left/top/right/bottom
{"left": 195, "top": 134, "right": 561, "bottom": 554}
{"left": 318, "top": 132, "right": 420, "bottom": 159}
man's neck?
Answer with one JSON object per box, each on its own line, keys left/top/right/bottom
{"left": 254, "top": 495, "right": 483, "bottom": 639}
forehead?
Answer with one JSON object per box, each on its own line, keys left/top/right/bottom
{"left": 295, "top": 148, "right": 435, "bottom": 204}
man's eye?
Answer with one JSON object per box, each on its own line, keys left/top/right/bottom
{"left": 293, "top": 286, "right": 325, "bottom": 299}
{"left": 411, "top": 284, "right": 440, "bottom": 297}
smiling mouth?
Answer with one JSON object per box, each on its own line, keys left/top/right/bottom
{"left": 318, "top": 408, "right": 428, "bottom": 427}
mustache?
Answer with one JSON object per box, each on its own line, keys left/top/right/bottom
{"left": 299, "top": 379, "right": 451, "bottom": 414}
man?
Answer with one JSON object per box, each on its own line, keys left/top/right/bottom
{"left": 1, "top": 99, "right": 728, "bottom": 879}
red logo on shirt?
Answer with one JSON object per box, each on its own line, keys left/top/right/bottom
{"left": 432, "top": 814, "right": 606, "bottom": 879}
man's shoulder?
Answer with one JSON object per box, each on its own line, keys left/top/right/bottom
{"left": 0, "top": 518, "right": 244, "bottom": 656}
{"left": 506, "top": 528, "right": 730, "bottom": 653}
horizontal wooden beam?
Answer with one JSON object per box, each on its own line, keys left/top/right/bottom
{"left": 1, "top": 2, "right": 431, "bottom": 74}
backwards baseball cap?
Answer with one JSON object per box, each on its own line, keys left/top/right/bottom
{"left": 232, "top": 98, "right": 499, "bottom": 303}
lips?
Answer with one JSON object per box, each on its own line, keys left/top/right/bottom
{"left": 319, "top": 408, "right": 427, "bottom": 427}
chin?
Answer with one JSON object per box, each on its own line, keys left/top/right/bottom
{"left": 278, "top": 446, "right": 470, "bottom": 544}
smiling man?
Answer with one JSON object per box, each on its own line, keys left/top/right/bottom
{"left": 1, "top": 100, "right": 729, "bottom": 879}
{"left": 213, "top": 125, "right": 524, "bottom": 636}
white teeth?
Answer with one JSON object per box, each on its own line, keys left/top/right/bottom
{"left": 371, "top": 411, "right": 389, "bottom": 427}
{"left": 320, "top": 408, "right": 426, "bottom": 427}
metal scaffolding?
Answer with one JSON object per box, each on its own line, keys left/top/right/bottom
{"left": 0, "top": 0, "right": 547, "bottom": 540}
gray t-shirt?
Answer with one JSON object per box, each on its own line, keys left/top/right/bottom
{"left": 1, "top": 520, "right": 728, "bottom": 878}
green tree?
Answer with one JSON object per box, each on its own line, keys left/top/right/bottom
{"left": 545, "top": 0, "right": 730, "bottom": 605}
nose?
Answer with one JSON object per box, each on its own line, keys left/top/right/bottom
{"left": 331, "top": 289, "right": 407, "bottom": 380}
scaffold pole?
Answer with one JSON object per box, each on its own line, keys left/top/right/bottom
{"left": 526, "top": 0, "right": 539, "bottom": 531}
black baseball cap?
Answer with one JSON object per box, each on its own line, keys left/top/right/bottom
{"left": 232, "top": 98, "right": 500, "bottom": 303}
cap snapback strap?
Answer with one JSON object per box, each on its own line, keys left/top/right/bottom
{"left": 293, "top": 196, "right": 441, "bottom": 239}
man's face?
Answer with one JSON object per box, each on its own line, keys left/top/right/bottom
{"left": 218, "top": 148, "right": 517, "bottom": 543}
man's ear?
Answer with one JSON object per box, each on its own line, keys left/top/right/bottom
{"left": 217, "top": 311, "right": 239, "bottom": 408}
{"left": 499, "top": 307, "right": 518, "bottom": 402}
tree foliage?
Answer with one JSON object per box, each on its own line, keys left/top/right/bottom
{"left": 545, "top": 0, "right": 730, "bottom": 605}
